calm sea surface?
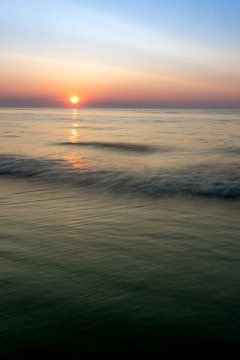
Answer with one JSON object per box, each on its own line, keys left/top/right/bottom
{"left": 0, "top": 108, "right": 240, "bottom": 355}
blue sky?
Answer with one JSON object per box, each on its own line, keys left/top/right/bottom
{"left": 0, "top": 0, "right": 240, "bottom": 107}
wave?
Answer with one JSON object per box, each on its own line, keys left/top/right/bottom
{"left": 220, "top": 147, "right": 240, "bottom": 155}
{"left": 57, "top": 141, "right": 159, "bottom": 153}
{"left": 0, "top": 155, "right": 240, "bottom": 199}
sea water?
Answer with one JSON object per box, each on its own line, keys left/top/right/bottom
{"left": 0, "top": 108, "right": 240, "bottom": 355}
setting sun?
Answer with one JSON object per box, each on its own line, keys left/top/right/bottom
{"left": 69, "top": 96, "right": 80, "bottom": 105}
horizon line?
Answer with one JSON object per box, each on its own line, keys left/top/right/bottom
{"left": 0, "top": 105, "right": 240, "bottom": 110}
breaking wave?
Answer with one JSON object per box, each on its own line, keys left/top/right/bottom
{"left": 0, "top": 155, "right": 240, "bottom": 199}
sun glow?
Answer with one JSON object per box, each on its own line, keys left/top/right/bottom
{"left": 70, "top": 95, "right": 80, "bottom": 105}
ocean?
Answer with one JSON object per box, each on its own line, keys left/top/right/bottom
{"left": 0, "top": 108, "right": 240, "bottom": 356}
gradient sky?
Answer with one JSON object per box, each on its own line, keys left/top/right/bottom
{"left": 1, "top": 0, "right": 240, "bottom": 107}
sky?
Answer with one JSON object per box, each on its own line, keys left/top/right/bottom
{"left": 0, "top": 0, "right": 240, "bottom": 107}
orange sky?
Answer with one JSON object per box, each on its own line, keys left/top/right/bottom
{"left": 1, "top": 1, "right": 240, "bottom": 107}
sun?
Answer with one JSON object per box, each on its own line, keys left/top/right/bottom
{"left": 69, "top": 96, "right": 80, "bottom": 105}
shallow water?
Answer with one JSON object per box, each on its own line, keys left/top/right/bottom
{"left": 0, "top": 108, "right": 240, "bottom": 355}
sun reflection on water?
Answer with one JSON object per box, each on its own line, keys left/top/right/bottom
{"left": 70, "top": 126, "right": 80, "bottom": 143}
{"left": 66, "top": 152, "right": 88, "bottom": 170}
{"left": 65, "top": 109, "right": 89, "bottom": 170}
{"left": 69, "top": 109, "right": 80, "bottom": 144}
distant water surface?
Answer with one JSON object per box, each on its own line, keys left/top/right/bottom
{"left": 0, "top": 108, "right": 240, "bottom": 356}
